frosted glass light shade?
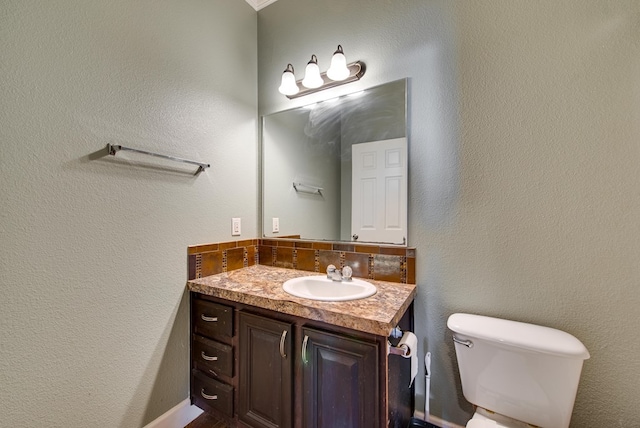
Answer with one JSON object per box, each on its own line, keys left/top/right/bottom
{"left": 327, "top": 45, "right": 350, "bottom": 81}
{"left": 278, "top": 64, "right": 299, "bottom": 96}
{"left": 301, "top": 55, "right": 323, "bottom": 89}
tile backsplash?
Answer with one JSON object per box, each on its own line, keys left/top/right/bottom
{"left": 188, "top": 239, "right": 258, "bottom": 280}
{"left": 188, "top": 238, "right": 415, "bottom": 284}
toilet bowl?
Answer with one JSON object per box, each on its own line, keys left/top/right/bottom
{"left": 466, "top": 407, "right": 538, "bottom": 428}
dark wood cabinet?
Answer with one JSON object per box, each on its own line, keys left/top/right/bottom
{"left": 301, "top": 327, "right": 379, "bottom": 428}
{"left": 190, "top": 292, "right": 413, "bottom": 428}
{"left": 190, "top": 298, "right": 236, "bottom": 419}
{"left": 238, "top": 312, "right": 293, "bottom": 428}
{"left": 193, "top": 299, "right": 233, "bottom": 339}
{"left": 192, "top": 370, "right": 234, "bottom": 417}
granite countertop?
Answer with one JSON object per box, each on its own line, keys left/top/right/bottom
{"left": 187, "top": 264, "right": 416, "bottom": 337}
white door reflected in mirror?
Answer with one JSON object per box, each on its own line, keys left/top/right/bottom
{"left": 351, "top": 137, "right": 407, "bottom": 245}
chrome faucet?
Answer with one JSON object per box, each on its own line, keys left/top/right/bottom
{"left": 326, "top": 264, "right": 353, "bottom": 282}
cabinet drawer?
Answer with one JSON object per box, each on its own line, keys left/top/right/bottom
{"left": 192, "top": 334, "right": 233, "bottom": 378}
{"left": 192, "top": 370, "right": 234, "bottom": 417}
{"left": 193, "top": 299, "right": 233, "bottom": 339}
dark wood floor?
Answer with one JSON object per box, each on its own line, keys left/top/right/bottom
{"left": 185, "top": 413, "right": 441, "bottom": 428}
{"left": 185, "top": 412, "right": 229, "bottom": 428}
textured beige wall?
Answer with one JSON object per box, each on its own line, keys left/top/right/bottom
{"left": 0, "top": 0, "right": 256, "bottom": 426}
{"left": 2, "top": 0, "right": 638, "bottom": 426}
{"left": 443, "top": 2, "right": 640, "bottom": 426}
{"left": 259, "top": 1, "right": 640, "bottom": 426}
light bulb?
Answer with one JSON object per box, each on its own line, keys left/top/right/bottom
{"left": 301, "top": 55, "right": 323, "bottom": 89}
{"left": 278, "top": 64, "right": 299, "bottom": 96}
{"left": 327, "top": 45, "right": 350, "bottom": 81}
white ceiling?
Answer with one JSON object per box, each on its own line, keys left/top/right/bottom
{"left": 245, "top": 0, "right": 278, "bottom": 11}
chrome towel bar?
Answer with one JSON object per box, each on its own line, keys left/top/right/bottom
{"left": 293, "top": 182, "right": 323, "bottom": 195}
{"left": 106, "top": 144, "right": 210, "bottom": 173}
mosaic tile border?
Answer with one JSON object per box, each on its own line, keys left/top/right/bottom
{"left": 188, "top": 238, "right": 415, "bottom": 284}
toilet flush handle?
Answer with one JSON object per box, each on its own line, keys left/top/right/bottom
{"left": 452, "top": 336, "right": 473, "bottom": 348}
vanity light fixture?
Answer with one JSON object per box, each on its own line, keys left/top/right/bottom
{"left": 277, "top": 45, "right": 366, "bottom": 99}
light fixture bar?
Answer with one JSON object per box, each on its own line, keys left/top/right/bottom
{"left": 285, "top": 61, "right": 366, "bottom": 99}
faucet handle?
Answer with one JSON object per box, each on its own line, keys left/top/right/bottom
{"left": 341, "top": 265, "right": 353, "bottom": 280}
{"left": 326, "top": 264, "right": 337, "bottom": 276}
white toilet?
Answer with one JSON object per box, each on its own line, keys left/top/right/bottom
{"left": 447, "top": 313, "right": 590, "bottom": 428}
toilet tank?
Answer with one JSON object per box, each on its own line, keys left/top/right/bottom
{"left": 447, "top": 313, "right": 590, "bottom": 428}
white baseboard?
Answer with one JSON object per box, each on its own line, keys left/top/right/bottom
{"left": 413, "top": 410, "right": 466, "bottom": 428}
{"left": 144, "top": 398, "right": 203, "bottom": 428}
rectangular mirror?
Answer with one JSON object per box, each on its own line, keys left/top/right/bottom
{"left": 261, "top": 79, "right": 407, "bottom": 245}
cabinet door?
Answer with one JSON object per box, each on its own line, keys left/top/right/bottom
{"left": 302, "top": 327, "right": 379, "bottom": 428}
{"left": 239, "top": 312, "right": 293, "bottom": 428}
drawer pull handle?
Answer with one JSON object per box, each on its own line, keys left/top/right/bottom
{"left": 301, "top": 335, "right": 309, "bottom": 364}
{"left": 201, "top": 314, "right": 218, "bottom": 322}
{"left": 200, "top": 388, "right": 218, "bottom": 401}
{"left": 201, "top": 351, "right": 218, "bottom": 362}
{"left": 279, "top": 330, "right": 287, "bottom": 359}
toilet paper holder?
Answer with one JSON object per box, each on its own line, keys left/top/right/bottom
{"left": 388, "top": 328, "right": 419, "bottom": 387}
{"left": 387, "top": 326, "right": 412, "bottom": 357}
{"left": 388, "top": 341, "right": 411, "bottom": 357}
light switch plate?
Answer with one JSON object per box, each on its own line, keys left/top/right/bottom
{"left": 272, "top": 217, "right": 280, "bottom": 233}
{"left": 232, "top": 217, "right": 241, "bottom": 236}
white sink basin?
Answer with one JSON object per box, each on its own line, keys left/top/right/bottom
{"left": 283, "top": 276, "right": 377, "bottom": 302}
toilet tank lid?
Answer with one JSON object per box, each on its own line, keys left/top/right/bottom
{"left": 447, "top": 313, "right": 590, "bottom": 359}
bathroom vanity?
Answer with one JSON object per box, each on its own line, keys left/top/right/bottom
{"left": 187, "top": 265, "right": 416, "bottom": 428}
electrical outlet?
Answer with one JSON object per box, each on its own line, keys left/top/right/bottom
{"left": 272, "top": 217, "right": 280, "bottom": 233}
{"left": 232, "top": 218, "right": 241, "bottom": 236}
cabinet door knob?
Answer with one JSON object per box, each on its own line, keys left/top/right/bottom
{"left": 201, "top": 351, "right": 218, "bottom": 361}
{"left": 201, "top": 314, "right": 218, "bottom": 322}
{"left": 200, "top": 388, "right": 218, "bottom": 400}
{"left": 301, "top": 335, "right": 309, "bottom": 364}
{"left": 279, "top": 330, "right": 288, "bottom": 359}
